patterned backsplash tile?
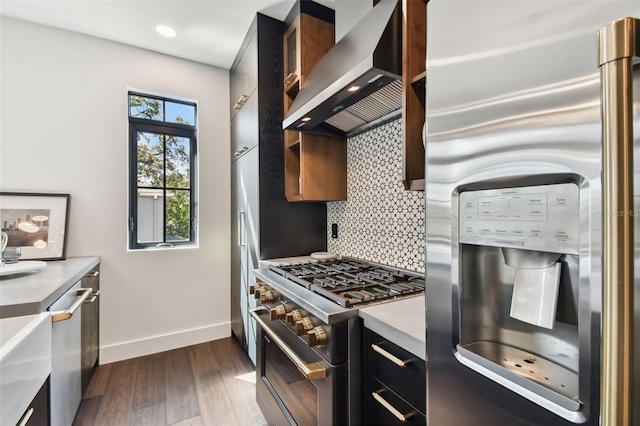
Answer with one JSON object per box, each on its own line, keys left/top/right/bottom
{"left": 327, "top": 119, "right": 425, "bottom": 273}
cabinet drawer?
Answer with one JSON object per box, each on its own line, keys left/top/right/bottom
{"left": 364, "top": 328, "right": 426, "bottom": 411}
{"left": 363, "top": 374, "right": 426, "bottom": 426}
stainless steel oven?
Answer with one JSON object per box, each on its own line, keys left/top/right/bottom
{"left": 251, "top": 308, "right": 349, "bottom": 425}
{"left": 251, "top": 257, "right": 425, "bottom": 425}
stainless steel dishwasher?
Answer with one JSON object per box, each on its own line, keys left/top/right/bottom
{"left": 48, "top": 281, "right": 92, "bottom": 426}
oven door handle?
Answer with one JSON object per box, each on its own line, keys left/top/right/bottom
{"left": 250, "top": 308, "right": 327, "bottom": 380}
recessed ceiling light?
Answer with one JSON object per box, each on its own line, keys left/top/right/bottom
{"left": 156, "top": 25, "right": 176, "bottom": 38}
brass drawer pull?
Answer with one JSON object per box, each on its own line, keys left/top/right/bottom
{"left": 372, "top": 343, "right": 412, "bottom": 368}
{"left": 51, "top": 288, "right": 93, "bottom": 322}
{"left": 85, "top": 289, "right": 101, "bottom": 304}
{"left": 372, "top": 389, "right": 415, "bottom": 423}
{"left": 283, "top": 72, "right": 297, "bottom": 85}
{"left": 17, "top": 407, "right": 35, "bottom": 426}
{"left": 233, "top": 94, "right": 249, "bottom": 110}
{"left": 233, "top": 146, "right": 250, "bottom": 157}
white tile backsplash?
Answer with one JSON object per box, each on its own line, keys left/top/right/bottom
{"left": 327, "top": 119, "right": 425, "bottom": 273}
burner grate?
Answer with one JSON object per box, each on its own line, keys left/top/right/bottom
{"left": 268, "top": 259, "right": 425, "bottom": 307}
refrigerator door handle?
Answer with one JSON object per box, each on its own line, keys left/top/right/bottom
{"left": 598, "top": 17, "right": 639, "bottom": 426}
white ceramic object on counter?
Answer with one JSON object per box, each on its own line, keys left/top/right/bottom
{"left": 0, "top": 261, "right": 47, "bottom": 278}
{"left": 0, "top": 313, "right": 52, "bottom": 425}
{"left": 310, "top": 252, "right": 339, "bottom": 261}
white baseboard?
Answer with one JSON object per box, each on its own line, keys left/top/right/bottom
{"left": 99, "top": 322, "right": 231, "bottom": 364}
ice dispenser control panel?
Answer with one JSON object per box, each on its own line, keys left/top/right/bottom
{"left": 459, "top": 183, "right": 579, "bottom": 255}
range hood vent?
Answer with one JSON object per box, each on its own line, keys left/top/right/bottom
{"left": 283, "top": 0, "right": 402, "bottom": 137}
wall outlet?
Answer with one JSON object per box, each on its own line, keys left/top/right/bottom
{"left": 331, "top": 223, "right": 338, "bottom": 238}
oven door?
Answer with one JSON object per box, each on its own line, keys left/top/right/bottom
{"left": 251, "top": 309, "right": 347, "bottom": 426}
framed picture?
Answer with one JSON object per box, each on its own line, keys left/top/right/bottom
{"left": 0, "top": 192, "right": 70, "bottom": 261}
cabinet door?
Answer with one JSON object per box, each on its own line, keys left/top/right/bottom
{"left": 81, "top": 265, "right": 100, "bottom": 396}
{"left": 231, "top": 94, "right": 258, "bottom": 161}
{"left": 242, "top": 93, "right": 259, "bottom": 151}
{"left": 231, "top": 147, "right": 259, "bottom": 364}
{"left": 231, "top": 109, "right": 243, "bottom": 160}
{"left": 17, "top": 377, "right": 50, "bottom": 426}
{"left": 363, "top": 374, "right": 426, "bottom": 426}
{"left": 240, "top": 147, "right": 259, "bottom": 365}
{"left": 231, "top": 160, "right": 245, "bottom": 345}
{"left": 364, "top": 328, "right": 425, "bottom": 411}
{"left": 230, "top": 31, "right": 258, "bottom": 120}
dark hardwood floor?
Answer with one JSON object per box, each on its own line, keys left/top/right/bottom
{"left": 73, "top": 337, "right": 267, "bottom": 426}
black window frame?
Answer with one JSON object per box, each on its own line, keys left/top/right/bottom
{"left": 128, "top": 91, "right": 198, "bottom": 250}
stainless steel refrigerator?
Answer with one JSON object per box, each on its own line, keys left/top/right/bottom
{"left": 425, "top": 2, "right": 640, "bottom": 425}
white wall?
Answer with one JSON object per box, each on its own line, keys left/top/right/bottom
{"left": 0, "top": 17, "right": 231, "bottom": 363}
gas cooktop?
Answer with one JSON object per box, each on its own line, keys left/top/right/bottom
{"left": 268, "top": 258, "right": 425, "bottom": 308}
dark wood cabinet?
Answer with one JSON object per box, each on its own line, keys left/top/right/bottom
{"left": 17, "top": 376, "right": 50, "bottom": 426}
{"left": 230, "top": 12, "right": 327, "bottom": 363}
{"left": 402, "top": 0, "right": 426, "bottom": 191}
{"left": 80, "top": 265, "right": 100, "bottom": 396}
{"left": 283, "top": 2, "right": 347, "bottom": 202}
{"left": 363, "top": 328, "right": 426, "bottom": 425}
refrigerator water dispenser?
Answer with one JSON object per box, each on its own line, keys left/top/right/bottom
{"left": 455, "top": 182, "right": 583, "bottom": 411}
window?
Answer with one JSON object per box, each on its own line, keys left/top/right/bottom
{"left": 128, "top": 92, "right": 197, "bottom": 249}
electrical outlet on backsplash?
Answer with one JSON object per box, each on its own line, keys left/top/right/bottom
{"left": 327, "top": 119, "right": 426, "bottom": 273}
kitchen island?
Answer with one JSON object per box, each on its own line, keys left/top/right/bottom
{"left": 0, "top": 256, "right": 100, "bottom": 318}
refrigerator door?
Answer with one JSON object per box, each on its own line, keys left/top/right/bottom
{"left": 425, "top": 2, "right": 640, "bottom": 425}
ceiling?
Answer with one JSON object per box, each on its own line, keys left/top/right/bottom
{"left": 0, "top": 0, "right": 335, "bottom": 70}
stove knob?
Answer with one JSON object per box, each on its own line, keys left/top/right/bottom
{"left": 249, "top": 282, "right": 265, "bottom": 295}
{"left": 254, "top": 285, "right": 270, "bottom": 299}
{"left": 295, "top": 317, "right": 314, "bottom": 336}
{"left": 307, "top": 326, "right": 328, "bottom": 348}
{"left": 285, "top": 309, "right": 304, "bottom": 327}
{"left": 260, "top": 290, "right": 279, "bottom": 304}
{"left": 269, "top": 305, "right": 287, "bottom": 321}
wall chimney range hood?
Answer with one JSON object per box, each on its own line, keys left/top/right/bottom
{"left": 282, "top": 0, "right": 402, "bottom": 137}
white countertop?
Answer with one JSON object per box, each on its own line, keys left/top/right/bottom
{"left": 359, "top": 294, "right": 426, "bottom": 360}
{"left": 0, "top": 256, "right": 100, "bottom": 318}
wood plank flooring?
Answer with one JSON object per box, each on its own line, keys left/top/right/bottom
{"left": 73, "top": 338, "right": 267, "bottom": 426}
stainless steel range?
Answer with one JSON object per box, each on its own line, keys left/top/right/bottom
{"left": 250, "top": 257, "right": 424, "bottom": 425}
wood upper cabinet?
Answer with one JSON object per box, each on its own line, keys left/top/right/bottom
{"left": 402, "top": 0, "right": 426, "bottom": 191}
{"left": 283, "top": 4, "right": 347, "bottom": 202}
{"left": 285, "top": 133, "right": 347, "bottom": 202}
{"left": 283, "top": 12, "right": 334, "bottom": 94}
